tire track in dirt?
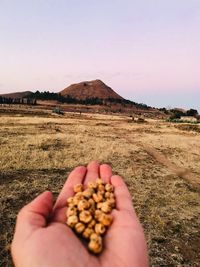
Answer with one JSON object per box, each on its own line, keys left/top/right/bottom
{"left": 143, "top": 146, "right": 200, "bottom": 189}
{"left": 124, "top": 134, "right": 200, "bottom": 189}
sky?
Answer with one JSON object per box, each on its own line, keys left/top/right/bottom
{"left": 0, "top": 0, "right": 200, "bottom": 111}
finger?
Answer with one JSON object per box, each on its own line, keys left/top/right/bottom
{"left": 15, "top": 191, "right": 53, "bottom": 238}
{"left": 54, "top": 166, "right": 87, "bottom": 210}
{"left": 103, "top": 209, "right": 148, "bottom": 266}
{"left": 84, "top": 160, "right": 100, "bottom": 186}
{"left": 100, "top": 164, "right": 112, "bottom": 183}
{"left": 111, "top": 175, "right": 134, "bottom": 213}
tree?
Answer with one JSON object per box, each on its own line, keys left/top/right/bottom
{"left": 186, "top": 109, "right": 198, "bottom": 117}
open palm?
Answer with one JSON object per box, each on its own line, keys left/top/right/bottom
{"left": 11, "top": 161, "right": 148, "bottom": 267}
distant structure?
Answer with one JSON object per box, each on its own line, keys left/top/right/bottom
{"left": 180, "top": 116, "right": 198, "bottom": 122}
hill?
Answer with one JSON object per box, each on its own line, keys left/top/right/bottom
{"left": 60, "top": 79, "right": 123, "bottom": 100}
{"left": 0, "top": 80, "right": 153, "bottom": 113}
{"left": 0, "top": 80, "right": 160, "bottom": 115}
{"left": 0, "top": 91, "right": 32, "bottom": 99}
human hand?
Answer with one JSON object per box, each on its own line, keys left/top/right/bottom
{"left": 11, "top": 161, "right": 148, "bottom": 267}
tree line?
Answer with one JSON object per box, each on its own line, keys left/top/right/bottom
{"left": 0, "top": 96, "right": 36, "bottom": 105}
{"left": 0, "top": 90, "right": 151, "bottom": 109}
{"left": 169, "top": 108, "right": 198, "bottom": 118}
{"left": 29, "top": 91, "right": 151, "bottom": 109}
{"left": 29, "top": 91, "right": 104, "bottom": 105}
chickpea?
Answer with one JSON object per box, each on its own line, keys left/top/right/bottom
{"left": 101, "top": 202, "right": 112, "bottom": 213}
{"left": 99, "top": 213, "right": 113, "bottom": 226}
{"left": 83, "top": 188, "right": 94, "bottom": 199}
{"left": 94, "top": 210, "right": 103, "bottom": 221}
{"left": 87, "top": 181, "right": 97, "bottom": 189}
{"left": 67, "top": 215, "right": 78, "bottom": 228}
{"left": 107, "top": 198, "right": 116, "bottom": 208}
{"left": 67, "top": 197, "right": 74, "bottom": 205}
{"left": 82, "top": 227, "right": 94, "bottom": 239}
{"left": 98, "top": 184, "right": 105, "bottom": 193}
{"left": 96, "top": 178, "right": 104, "bottom": 185}
{"left": 105, "top": 192, "right": 112, "bottom": 199}
{"left": 66, "top": 206, "right": 77, "bottom": 217}
{"left": 88, "top": 205, "right": 95, "bottom": 215}
{"left": 90, "top": 233, "right": 102, "bottom": 243}
{"left": 73, "top": 192, "right": 84, "bottom": 205}
{"left": 77, "top": 199, "right": 90, "bottom": 211}
{"left": 75, "top": 222, "right": 85, "bottom": 234}
{"left": 88, "top": 219, "right": 96, "bottom": 228}
{"left": 97, "top": 202, "right": 103, "bottom": 210}
{"left": 109, "top": 192, "right": 115, "bottom": 199}
{"left": 79, "top": 210, "right": 92, "bottom": 223}
{"left": 95, "top": 223, "right": 106, "bottom": 235}
{"left": 93, "top": 193, "right": 103, "bottom": 203}
{"left": 88, "top": 198, "right": 95, "bottom": 207}
{"left": 105, "top": 183, "right": 114, "bottom": 192}
{"left": 73, "top": 183, "right": 83, "bottom": 193}
{"left": 88, "top": 233, "right": 102, "bottom": 254}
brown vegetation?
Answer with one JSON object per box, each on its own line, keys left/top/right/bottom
{"left": 0, "top": 108, "right": 199, "bottom": 266}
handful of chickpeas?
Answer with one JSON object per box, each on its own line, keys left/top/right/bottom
{"left": 66, "top": 178, "right": 116, "bottom": 254}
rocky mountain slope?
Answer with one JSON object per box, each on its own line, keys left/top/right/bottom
{"left": 60, "top": 79, "right": 123, "bottom": 100}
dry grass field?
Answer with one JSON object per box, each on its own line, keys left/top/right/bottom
{"left": 0, "top": 108, "right": 200, "bottom": 266}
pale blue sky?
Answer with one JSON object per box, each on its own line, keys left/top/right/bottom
{"left": 0, "top": 0, "right": 199, "bottom": 111}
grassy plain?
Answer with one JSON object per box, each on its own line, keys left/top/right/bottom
{"left": 0, "top": 108, "right": 200, "bottom": 266}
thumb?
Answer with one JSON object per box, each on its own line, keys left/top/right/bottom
{"left": 14, "top": 191, "right": 53, "bottom": 238}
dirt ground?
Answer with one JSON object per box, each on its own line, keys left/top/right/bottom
{"left": 0, "top": 108, "right": 199, "bottom": 266}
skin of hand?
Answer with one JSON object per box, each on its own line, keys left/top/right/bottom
{"left": 11, "top": 161, "right": 149, "bottom": 267}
